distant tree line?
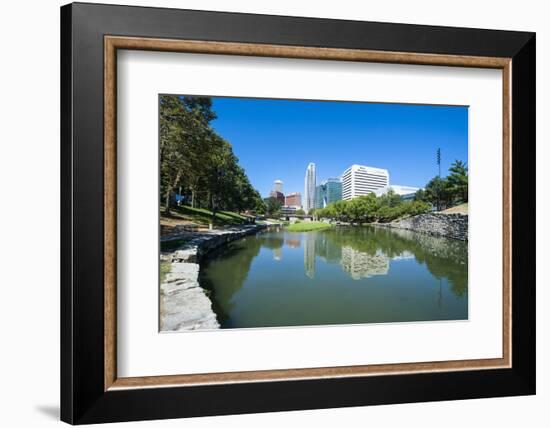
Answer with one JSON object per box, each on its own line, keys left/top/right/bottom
{"left": 314, "top": 192, "right": 431, "bottom": 224}
{"left": 160, "top": 95, "right": 264, "bottom": 217}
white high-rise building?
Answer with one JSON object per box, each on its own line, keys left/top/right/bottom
{"left": 341, "top": 164, "right": 389, "bottom": 200}
{"left": 273, "top": 179, "right": 283, "bottom": 193}
{"left": 304, "top": 163, "right": 316, "bottom": 213}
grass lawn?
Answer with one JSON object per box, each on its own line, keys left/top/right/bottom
{"left": 285, "top": 221, "right": 332, "bottom": 232}
{"left": 441, "top": 203, "right": 468, "bottom": 214}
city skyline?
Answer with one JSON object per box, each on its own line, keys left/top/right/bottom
{"left": 269, "top": 162, "right": 417, "bottom": 211}
{"left": 210, "top": 97, "right": 468, "bottom": 198}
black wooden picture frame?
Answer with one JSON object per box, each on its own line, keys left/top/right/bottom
{"left": 61, "top": 2, "right": 535, "bottom": 424}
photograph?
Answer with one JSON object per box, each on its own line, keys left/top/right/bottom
{"left": 159, "top": 95, "right": 469, "bottom": 331}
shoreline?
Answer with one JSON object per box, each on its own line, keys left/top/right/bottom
{"left": 369, "top": 212, "right": 468, "bottom": 241}
{"left": 160, "top": 224, "right": 267, "bottom": 332}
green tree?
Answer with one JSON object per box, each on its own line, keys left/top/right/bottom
{"left": 377, "top": 189, "right": 401, "bottom": 208}
{"left": 205, "top": 137, "right": 234, "bottom": 221}
{"left": 447, "top": 160, "right": 468, "bottom": 203}
{"left": 424, "top": 176, "right": 451, "bottom": 211}
{"left": 314, "top": 193, "right": 429, "bottom": 224}
{"left": 159, "top": 95, "right": 263, "bottom": 218}
{"left": 159, "top": 96, "right": 186, "bottom": 213}
{"left": 254, "top": 198, "right": 266, "bottom": 215}
{"left": 414, "top": 188, "right": 428, "bottom": 203}
{"left": 160, "top": 95, "right": 219, "bottom": 213}
{"left": 418, "top": 159, "right": 468, "bottom": 210}
{"left": 407, "top": 200, "right": 431, "bottom": 216}
{"left": 332, "top": 200, "right": 349, "bottom": 220}
{"left": 264, "top": 197, "right": 282, "bottom": 216}
{"left": 348, "top": 194, "right": 377, "bottom": 223}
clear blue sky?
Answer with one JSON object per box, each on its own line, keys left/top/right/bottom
{"left": 210, "top": 97, "right": 468, "bottom": 198}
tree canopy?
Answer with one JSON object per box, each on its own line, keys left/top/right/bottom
{"left": 160, "top": 95, "right": 263, "bottom": 216}
{"left": 263, "top": 196, "right": 282, "bottom": 216}
{"left": 315, "top": 192, "right": 430, "bottom": 224}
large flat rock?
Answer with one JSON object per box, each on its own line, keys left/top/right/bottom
{"left": 160, "top": 262, "right": 220, "bottom": 331}
{"left": 159, "top": 224, "right": 267, "bottom": 332}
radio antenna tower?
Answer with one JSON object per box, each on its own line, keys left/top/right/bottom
{"left": 436, "top": 148, "right": 441, "bottom": 178}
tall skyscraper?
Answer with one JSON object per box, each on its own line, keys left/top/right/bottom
{"left": 273, "top": 179, "right": 283, "bottom": 193}
{"left": 304, "top": 163, "right": 316, "bottom": 213}
{"left": 268, "top": 179, "right": 285, "bottom": 205}
{"left": 341, "top": 164, "right": 389, "bottom": 200}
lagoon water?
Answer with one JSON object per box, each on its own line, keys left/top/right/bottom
{"left": 200, "top": 226, "right": 468, "bottom": 329}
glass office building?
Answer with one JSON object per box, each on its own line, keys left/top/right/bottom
{"left": 315, "top": 177, "right": 343, "bottom": 209}
{"left": 315, "top": 185, "right": 324, "bottom": 209}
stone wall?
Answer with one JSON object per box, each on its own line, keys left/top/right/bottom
{"left": 160, "top": 224, "right": 267, "bottom": 331}
{"left": 380, "top": 213, "right": 468, "bottom": 241}
{"left": 168, "top": 224, "right": 267, "bottom": 263}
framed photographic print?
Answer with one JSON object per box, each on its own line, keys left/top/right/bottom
{"left": 60, "top": 2, "right": 536, "bottom": 424}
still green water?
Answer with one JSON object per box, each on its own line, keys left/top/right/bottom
{"left": 200, "top": 226, "right": 468, "bottom": 328}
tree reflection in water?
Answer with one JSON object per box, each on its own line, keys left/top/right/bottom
{"left": 320, "top": 227, "right": 468, "bottom": 297}
{"left": 199, "top": 226, "right": 468, "bottom": 328}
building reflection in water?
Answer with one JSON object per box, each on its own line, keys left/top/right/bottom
{"left": 304, "top": 232, "right": 316, "bottom": 278}
{"left": 285, "top": 238, "right": 301, "bottom": 248}
{"left": 302, "top": 231, "right": 392, "bottom": 280}
{"left": 273, "top": 247, "right": 282, "bottom": 261}
{"left": 390, "top": 250, "right": 414, "bottom": 261}
{"left": 340, "top": 246, "right": 389, "bottom": 280}
{"left": 295, "top": 228, "right": 466, "bottom": 295}
{"left": 300, "top": 231, "right": 413, "bottom": 281}
{"left": 259, "top": 233, "right": 285, "bottom": 262}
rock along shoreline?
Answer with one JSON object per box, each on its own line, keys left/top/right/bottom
{"left": 373, "top": 212, "right": 468, "bottom": 241}
{"left": 160, "top": 224, "right": 267, "bottom": 332}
